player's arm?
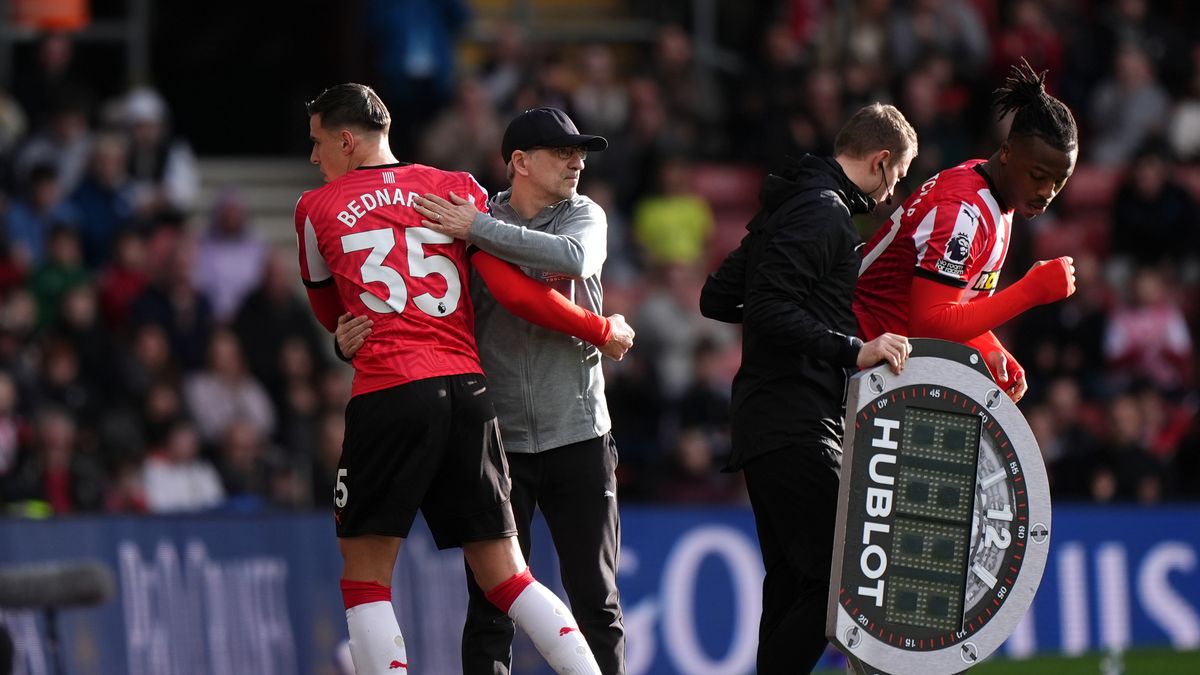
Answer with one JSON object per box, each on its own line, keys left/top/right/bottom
{"left": 470, "top": 249, "right": 609, "bottom": 345}
{"left": 416, "top": 176, "right": 606, "bottom": 278}
{"left": 295, "top": 195, "right": 344, "bottom": 332}
{"left": 742, "top": 202, "right": 862, "bottom": 366}
{"left": 699, "top": 234, "right": 748, "bottom": 323}
{"left": 908, "top": 258, "right": 1076, "bottom": 342}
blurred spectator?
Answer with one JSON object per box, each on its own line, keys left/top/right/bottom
{"left": 1030, "top": 377, "right": 1101, "bottom": 500}
{"left": 0, "top": 290, "right": 42, "bottom": 400}
{"left": 675, "top": 337, "right": 733, "bottom": 462}
{"left": 658, "top": 428, "right": 743, "bottom": 504}
{"left": 1089, "top": 43, "right": 1171, "bottom": 166}
{"left": 4, "top": 407, "right": 105, "bottom": 513}
{"left": 64, "top": 133, "right": 137, "bottom": 267}
{"left": 0, "top": 373, "right": 28, "bottom": 485}
{"left": 117, "top": 323, "right": 178, "bottom": 403}
{"left": 142, "top": 420, "right": 224, "bottom": 513}
{"left": 234, "top": 249, "right": 328, "bottom": 401}
{"left": 364, "top": 0, "right": 470, "bottom": 154}
{"left": 194, "top": 190, "right": 267, "bottom": 321}
{"left": 1167, "top": 46, "right": 1200, "bottom": 161}
{"left": 215, "top": 418, "right": 274, "bottom": 509}
{"left": 889, "top": 0, "right": 990, "bottom": 80}
{"left": 634, "top": 263, "right": 735, "bottom": 400}
{"left": 0, "top": 88, "right": 28, "bottom": 190}
{"left": 121, "top": 87, "right": 200, "bottom": 212}
{"left": 3, "top": 163, "right": 73, "bottom": 266}
{"left": 572, "top": 45, "right": 631, "bottom": 140}
{"left": 97, "top": 228, "right": 150, "bottom": 331}
{"left": 52, "top": 283, "right": 118, "bottom": 394}
{"left": 183, "top": 328, "right": 275, "bottom": 444}
{"left": 15, "top": 92, "right": 92, "bottom": 195}
{"left": 310, "top": 411, "right": 344, "bottom": 509}
{"left": 632, "top": 156, "right": 713, "bottom": 268}
{"left": 11, "top": 34, "right": 89, "bottom": 125}
{"left": 418, "top": 78, "right": 504, "bottom": 191}
{"left": 36, "top": 337, "right": 102, "bottom": 429}
{"left": 739, "top": 23, "right": 811, "bottom": 164}
{"left": 650, "top": 25, "right": 726, "bottom": 156}
{"left": 1104, "top": 266, "right": 1194, "bottom": 393}
{"left": 900, "top": 64, "right": 970, "bottom": 180}
{"left": 104, "top": 460, "right": 148, "bottom": 513}
{"left": 991, "top": 0, "right": 1063, "bottom": 92}
{"left": 1093, "top": 392, "right": 1166, "bottom": 503}
{"left": 1010, "top": 251, "right": 1113, "bottom": 397}
{"left": 29, "top": 224, "right": 88, "bottom": 329}
{"left": 1111, "top": 142, "right": 1199, "bottom": 267}
{"left": 129, "top": 236, "right": 214, "bottom": 370}
{"left": 479, "top": 20, "right": 532, "bottom": 113}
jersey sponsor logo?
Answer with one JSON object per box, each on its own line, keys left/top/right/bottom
{"left": 972, "top": 270, "right": 1000, "bottom": 291}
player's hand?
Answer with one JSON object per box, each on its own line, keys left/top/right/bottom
{"left": 336, "top": 313, "right": 373, "bottom": 359}
{"left": 414, "top": 192, "right": 477, "bottom": 240}
{"left": 857, "top": 333, "right": 911, "bottom": 374}
{"left": 1023, "top": 256, "right": 1076, "bottom": 304}
{"left": 985, "top": 350, "right": 1028, "bottom": 403}
{"left": 599, "top": 313, "right": 635, "bottom": 361}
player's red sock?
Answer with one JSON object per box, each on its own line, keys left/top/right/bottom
{"left": 486, "top": 568, "right": 601, "bottom": 675}
{"left": 340, "top": 579, "right": 408, "bottom": 674}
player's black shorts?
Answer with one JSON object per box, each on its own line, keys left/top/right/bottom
{"left": 334, "top": 373, "right": 516, "bottom": 549}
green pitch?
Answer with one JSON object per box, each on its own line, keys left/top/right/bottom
{"left": 813, "top": 648, "right": 1200, "bottom": 674}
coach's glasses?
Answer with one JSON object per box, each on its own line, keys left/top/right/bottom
{"left": 535, "top": 145, "right": 589, "bottom": 161}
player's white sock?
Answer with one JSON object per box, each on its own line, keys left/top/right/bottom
{"left": 341, "top": 579, "right": 409, "bottom": 674}
{"left": 486, "top": 568, "right": 601, "bottom": 675}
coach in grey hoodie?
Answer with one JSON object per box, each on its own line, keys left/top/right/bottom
{"left": 409, "top": 107, "right": 631, "bottom": 674}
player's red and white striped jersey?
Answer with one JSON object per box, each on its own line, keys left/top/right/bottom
{"left": 295, "top": 163, "right": 488, "bottom": 396}
{"left": 854, "top": 160, "right": 1013, "bottom": 340}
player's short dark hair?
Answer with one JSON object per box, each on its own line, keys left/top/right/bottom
{"left": 994, "top": 59, "right": 1077, "bottom": 154}
{"left": 306, "top": 83, "right": 390, "bottom": 133}
{"left": 834, "top": 103, "right": 917, "bottom": 165}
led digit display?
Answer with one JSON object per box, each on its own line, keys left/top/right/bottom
{"left": 884, "top": 407, "right": 980, "bottom": 631}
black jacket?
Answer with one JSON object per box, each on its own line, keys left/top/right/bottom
{"left": 700, "top": 154, "right": 871, "bottom": 470}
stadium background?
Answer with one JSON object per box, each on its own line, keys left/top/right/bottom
{"left": 0, "top": 0, "right": 1198, "bottom": 673}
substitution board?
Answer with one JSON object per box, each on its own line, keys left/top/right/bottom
{"left": 828, "top": 339, "right": 1051, "bottom": 674}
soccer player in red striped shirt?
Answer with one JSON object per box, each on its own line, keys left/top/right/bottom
{"left": 298, "top": 83, "right": 619, "bottom": 675}
{"left": 854, "top": 61, "right": 1079, "bottom": 402}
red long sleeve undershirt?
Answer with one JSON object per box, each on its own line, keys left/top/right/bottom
{"left": 907, "top": 257, "right": 1075, "bottom": 342}
{"left": 303, "top": 252, "right": 612, "bottom": 347}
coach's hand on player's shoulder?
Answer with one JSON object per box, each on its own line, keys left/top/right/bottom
{"left": 415, "top": 192, "right": 476, "bottom": 240}
{"left": 599, "top": 314, "right": 635, "bottom": 361}
{"left": 858, "top": 333, "right": 911, "bottom": 374}
{"left": 336, "top": 313, "right": 373, "bottom": 360}
{"left": 1023, "top": 256, "right": 1076, "bottom": 303}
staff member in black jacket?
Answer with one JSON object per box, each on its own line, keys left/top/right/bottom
{"left": 700, "top": 103, "right": 916, "bottom": 674}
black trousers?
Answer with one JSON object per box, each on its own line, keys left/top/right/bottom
{"left": 462, "top": 433, "right": 625, "bottom": 675}
{"left": 743, "top": 444, "right": 842, "bottom": 675}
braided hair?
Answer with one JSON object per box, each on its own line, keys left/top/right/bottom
{"left": 993, "top": 58, "right": 1078, "bottom": 154}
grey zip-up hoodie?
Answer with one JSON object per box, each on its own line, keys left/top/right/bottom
{"left": 468, "top": 188, "right": 610, "bottom": 453}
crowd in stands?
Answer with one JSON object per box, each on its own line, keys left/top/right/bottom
{"left": 0, "top": 0, "right": 1198, "bottom": 517}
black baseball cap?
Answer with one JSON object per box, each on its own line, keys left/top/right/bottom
{"left": 501, "top": 107, "right": 608, "bottom": 163}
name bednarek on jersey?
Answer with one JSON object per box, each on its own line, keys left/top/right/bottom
{"left": 334, "top": 169, "right": 474, "bottom": 227}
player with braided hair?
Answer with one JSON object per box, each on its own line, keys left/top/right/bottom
{"left": 854, "top": 59, "right": 1080, "bottom": 402}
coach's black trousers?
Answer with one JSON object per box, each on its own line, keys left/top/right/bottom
{"left": 462, "top": 433, "right": 625, "bottom": 675}
{"left": 743, "top": 443, "right": 842, "bottom": 675}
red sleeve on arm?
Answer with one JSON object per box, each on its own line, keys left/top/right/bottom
{"left": 908, "top": 258, "right": 1074, "bottom": 342}
{"left": 472, "top": 251, "right": 612, "bottom": 346}
{"left": 305, "top": 285, "right": 344, "bottom": 333}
